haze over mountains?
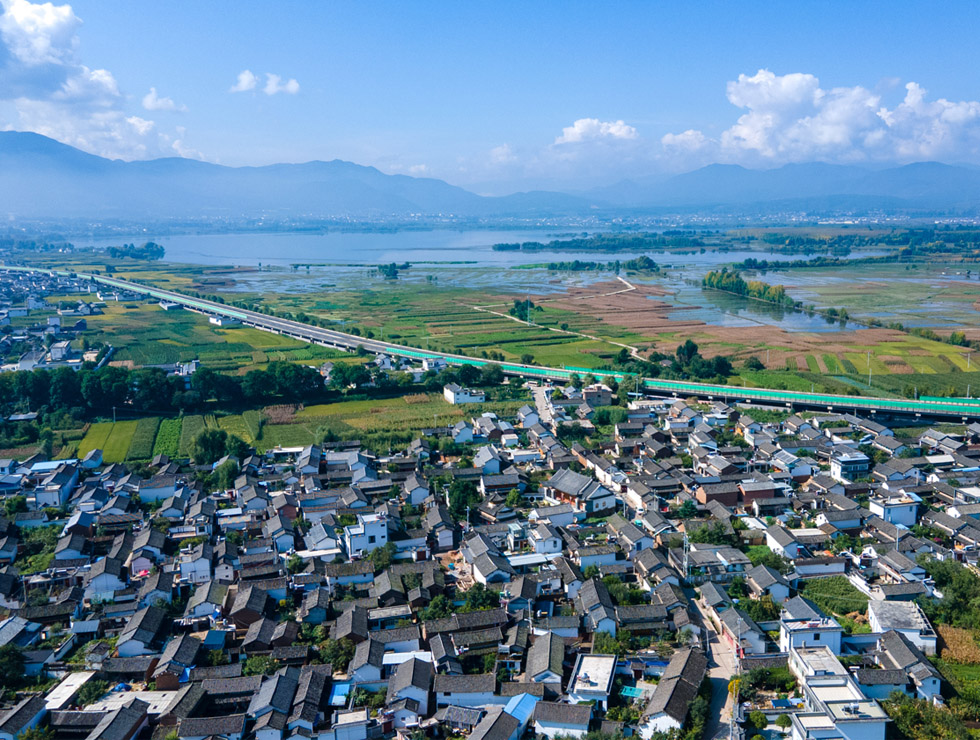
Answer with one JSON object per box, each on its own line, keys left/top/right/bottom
{"left": 3, "top": 131, "right": 980, "bottom": 221}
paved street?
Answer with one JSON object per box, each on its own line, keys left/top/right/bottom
{"left": 531, "top": 383, "right": 554, "bottom": 426}
{"left": 691, "top": 596, "right": 738, "bottom": 740}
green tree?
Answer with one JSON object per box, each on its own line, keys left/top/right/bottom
{"left": 215, "top": 459, "right": 239, "bottom": 490}
{"left": 242, "top": 655, "right": 278, "bottom": 676}
{"left": 3, "top": 495, "right": 27, "bottom": 517}
{"left": 17, "top": 728, "right": 55, "bottom": 740}
{"left": 775, "top": 714, "right": 792, "bottom": 730}
{"left": 677, "top": 499, "right": 698, "bottom": 518}
{"left": 319, "top": 638, "right": 356, "bottom": 672}
{"left": 418, "top": 595, "right": 452, "bottom": 621}
{"left": 460, "top": 583, "right": 499, "bottom": 612}
{"left": 77, "top": 679, "right": 110, "bottom": 706}
{"left": 748, "top": 711, "right": 768, "bottom": 730}
{"left": 505, "top": 489, "right": 523, "bottom": 508}
{"left": 191, "top": 428, "right": 228, "bottom": 465}
{"left": 367, "top": 542, "right": 397, "bottom": 573}
{"left": 0, "top": 645, "right": 25, "bottom": 689}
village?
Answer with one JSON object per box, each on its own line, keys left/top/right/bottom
{"left": 0, "top": 350, "right": 978, "bottom": 740}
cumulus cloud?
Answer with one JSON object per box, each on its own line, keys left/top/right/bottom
{"left": 229, "top": 69, "right": 257, "bottom": 92}
{"left": 142, "top": 86, "right": 185, "bottom": 112}
{"left": 555, "top": 117, "right": 637, "bottom": 145}
{"left": 263, "top": 73, "right": 299, "bottom": 95}
{"left": 0, "top": 0, "right": 197, "bottom": 160}
{"left": 662, "top": 68, "right": 980, "bottom": 167}
{"left": 230, "top": 70, "right": 299, "bottom": 95}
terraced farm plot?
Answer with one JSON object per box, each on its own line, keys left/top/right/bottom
{"left": 102, "top": 420, "right": 138, "bottom": 463}
{"left": 153, "top": 418, "right": 181, "bottom": 458}
{"left": 126, "top": 417, "right": 161, "bottom": 461}
{"left": 178, "top": 415, "right": 206, "bottom": 457}
{"left": 78, "top": 422, "right": 114, "bottom": 458}
{"left": 218, "top": 414, "right": 253, "bottom": 443}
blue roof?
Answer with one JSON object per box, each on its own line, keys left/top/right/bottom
{"left": 329, "top": 681, "right": 352, "bottom": 707}
{"left": 32, "top": 460, "right": 76, "bottom": 472}
{"left": 503, "top": 693, "right": 539, "bottom": 724}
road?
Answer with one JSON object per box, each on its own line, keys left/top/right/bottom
{"left": 530, "top": 383, "right": 554, "bottom": 426}
{"left": 691, "top": 595, "right": 739, "bottom": 740}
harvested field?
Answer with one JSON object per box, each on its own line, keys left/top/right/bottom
{"left": 938, "top": 624, "right": 980, "bottom": 664}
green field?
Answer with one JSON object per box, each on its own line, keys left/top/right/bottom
{"left": 126, "top": 417, "right": 161, "bottom": 461}
{"left": 178, "top": 415, "right": 206, "bottom": 457}
{"left": 78, "top": 422, "right": 114, "bottom": 458}
{"left": 153, "top": 418, "right": 181, "bottom": 458}
{"left": 54, "top": 392, "right": 525, "bottom": 462}
{"left": 800, "top": 576, "right": 869, "bottom": 616}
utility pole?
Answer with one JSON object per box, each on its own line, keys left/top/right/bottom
{"left": 867, "top": 351, "right": 872, "bottom": 387}
{"left": 112, "top": 406, "right": 116, "bottom": 423}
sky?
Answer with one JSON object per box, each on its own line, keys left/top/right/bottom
{"left": 2, "top": 0, "right": 980, "bottom": 193}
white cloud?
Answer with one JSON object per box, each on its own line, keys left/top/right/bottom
{"left": 142, "top": 86, "right": 185, "bottom": 112}
{"left": 263, "top": 73, "right": 299, "bottom": 95}
{"left": 229, "top": 69, "right": 257, "bottom": 93}
{"left": 0, "top": 0, "right": 78, "bottom": 66}
{"left": 662, "top": 69, "right": 980, "bottom": 167}
{"left": 407, "top": 164, "right": 428, "bottom": 175}
{"left": 0, "top": 0, "right": 199, "bottom": 160}
{"left": 489, "top": 143, "right": 517, "bottom": 165}
{"left": 555, "top": 117, "right": 637, "bottom": 145}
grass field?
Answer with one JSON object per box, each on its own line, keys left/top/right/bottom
{"left": 102, "top": 420, "right": 138, "bottom": 463}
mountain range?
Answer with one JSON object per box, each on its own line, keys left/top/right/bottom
{"left": 2, "top": 131, "right": 980, "bottom": 220}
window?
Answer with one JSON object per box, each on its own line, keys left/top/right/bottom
{"left": 368, "top": 536, "right": 376, "bottom": 544}
{"left": 813, "top": 633, "right": 820, "bottom": 640}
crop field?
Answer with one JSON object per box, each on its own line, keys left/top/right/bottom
{"left": 78, "top": 422, "right": 114, "bottom": 458}
{"left": 126, "top": 417, "right": 161, "bottom": 461}
{"left": 55, "top": 392, "right": 526, "bottom": 462}
{"left": 178, "top": 415, "right": 206, "bottom": 457}
{"left": 800, "top": 576, "right": 869, "bottom": 617}
{"left": 218, "top": 414, "right": 253, "bottom": 443}
{"left": 938, "top": 625, "right": 980, "bottom": 664}
{"left": 72, "top": 298, "right": 350, "bottom": 374}
{"left": 101, "top": 420, "right": 138, "bottom": 462}
{"left": 153, "top": 418, "right": 181, "bottom": 458}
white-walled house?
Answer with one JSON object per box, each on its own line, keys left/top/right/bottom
{"left": 344, "top": 513, "right": 388, "bottom": 558}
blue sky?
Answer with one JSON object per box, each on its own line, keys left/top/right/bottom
{"left": 2, "top": 0, "right": 980, "bottom": 192}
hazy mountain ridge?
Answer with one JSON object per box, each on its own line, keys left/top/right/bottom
{"left": 2, "top": 131, "right": 980, "bottom": 220}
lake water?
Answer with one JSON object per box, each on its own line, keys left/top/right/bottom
{"left": 80, "top": 230, "right": 906, "bottom": 332}
{"left": 80, "top": 230, "right": 889, "bottom": 269}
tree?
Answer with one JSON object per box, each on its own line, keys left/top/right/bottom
{"left": 191, "top": 428, "right": 228, "bottom": 465}
{"left": 319, "top": 638, "right": 355, "bottom": 672}
{"left": 0, "top": 645, "right": 25, "bottom": 688}
{"left": 460, "top": 583, "right": 499, "bottom": 612}
{"left": 287, "top": 554, "right": 305, "bottom": 574}
{"left": 418, "top": 594, "right": 452, "bottom": 621}
{"left": 3, "top": 495, "right": 27, "bottom": 517}
{"left": 77, "top": 679, "right": 110, "bottom": 706}
{"left": 243, "top": 655, "right": 278, "bottom": 676}
{"left": 479, "top": 364, "right": 504, "bottom": 386}
{"left": 447, "top": 479, "right": 480, "bottom": 519}
{"left": 677, "top": 499, "right": 698, "bottom": 518}
{"left": 368, "top": 543, "right": 396, "bottom": 573}
{"left": 205, "top": 649, "right": 228, "bottom": 666}
{"left": 17, "top": 728, "right": 55, "bottom": 740}
{"left": 748, "top": 711, "right": 768, "bottom": 730}
{"left": 215, "top": 459, "right": 239, "bottom": 490}
{"left": 775, "top": 714, "right": 792, "bottom": 730}
{"left": 505, "top": 489, "right": 522, "bottom": 508}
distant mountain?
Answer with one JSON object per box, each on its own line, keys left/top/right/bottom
{"left": 3, "top": 131, "right": 980, "bottom": 221}
{"left": 0, "top": 131, "right": 591, "bottom": 219}
{"left": 590, "top": 161, "right": 980, "bottom": 211}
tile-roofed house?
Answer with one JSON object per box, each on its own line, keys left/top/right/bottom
{"left": 117, "top": 605, "right": 167, "bottom": 657}
{"left": 386, "top": 657, "right": 433, "bottom": 716}
{"left": 640, "top": 648, "right": 707, "bottom": 734}
{"left": 525, "top": 630, "right": 564, "bottom": 684}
